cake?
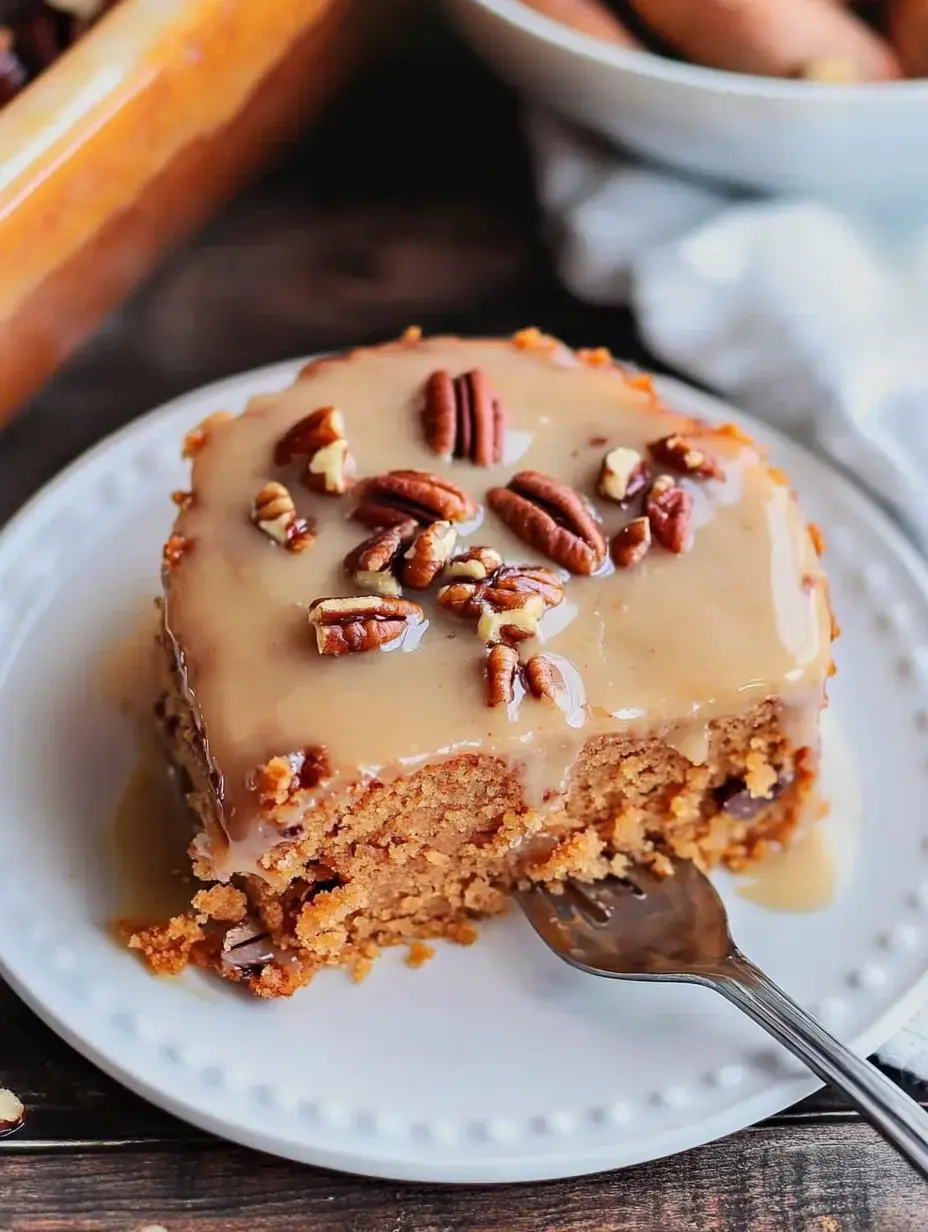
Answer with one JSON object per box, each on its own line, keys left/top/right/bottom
{"left": 124, "top": 328, "right": 835, "bottom": 997}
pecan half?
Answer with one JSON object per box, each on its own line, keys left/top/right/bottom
{"left": 443, "top": 545, "right": 503, "bottom": 581}
{"left": 353, "top": 470, "right": 477, "bottom": 528}
{"left": 598, "top": 447, "right": 651, "bottom": 505}
{"left": 344, "top": 521, "right": 417, "bottom": 596}
{"left": 646, "top": 476, "right": 693, "bottom": 554}
{"left": 648, "top": 434, "right": 722, "bottom": 480}
{"left": 524, "top": 654, "right": 566, "bottom": 702}
{"left": 437, "top": 564, "right": 564, "bottom": 619}
{"left": 487, "top": 471, "right": 606, "bottom": 575}
{"left": 274, "top": 407, "right": 355, "bottom": 495}
{"left": 486, "top": 644, "right": 521, "bottom": 708}
{"left": 308, "top": 596, "right": 425, "bottom": 656}
{"left": 401, "top": 521, "right": 457, "bottom": 589}
{"left": 251, "top": 482, "right": 314, "bottom": 552}
{"left": 423, "top": 369, "right": 505, "bottom": 465}
{"left": 610, "top": 517, "right": 652, "bottom": 569}
{"left": 488, "top": 564, "right": 565, "bottom": 609}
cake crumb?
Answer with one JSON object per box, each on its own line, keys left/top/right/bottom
{"left": 445, "top": 921, "right": 478, "bottom": 945}
{"left": 401, "top": 325, "right": 422, "bottom": 342}
{"left": 405, "top": 941, "right": 435, "bottom": 969}
{"left": 191, "top": 885, "right": 247, "bottom": 922}
{"left": 348, "top": 956, "right": 374, "bottom": 982}
{"left": 122, "top": 914, "right": 203, "bottom": 976}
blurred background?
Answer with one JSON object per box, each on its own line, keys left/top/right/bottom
{"left": 1, "top": 0, "right": 926, "bottom": 530}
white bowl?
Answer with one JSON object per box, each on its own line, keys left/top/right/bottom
{"left": 446, "top": 0, "right": 928, "bottom": 205}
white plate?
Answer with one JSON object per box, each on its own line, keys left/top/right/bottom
{"left": 1, "top": 360, "right": 927, "bottom": 1184}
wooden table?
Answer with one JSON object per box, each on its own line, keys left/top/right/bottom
{"left": 1, "top": 13, "right": 925, "bottom": 1229}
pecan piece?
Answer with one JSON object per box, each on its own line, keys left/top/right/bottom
{"left": 401, "top": 521, "right": 457, "bottom": 590}
{"left": 487, "top": 471, "right": 606, "bottom": 575}
{"left": 353, "top": 470, "right": 477, "bottom": 528}
{"left": 0, "top": 1087, "right": 25, "bottom": 1138}
{"left": 610, "top": 517, "right": 652, "bottom": 569}
{"left": 477, "top": 594, "right": 546, "bottom": 646}
{"left": 251, "top": 482, "right": 314, "bottom": 552}
{"left": 274, "top": 407, "right": 354, "bottom": 495}
{"left": 423, "top": 369, "right": 505, "bottom": 465}
{"left": 598, "top": 447, "right": 651, "bottom": 505}
{"left": 344, "top": 521, "right": 417, "bottom": 597}
{"left": 648, "top": 434, "right": 722, "bottom": 480}
{"left": 646, "top": 476, "right": 693, "bottom": 554}
{"left": 253, "top": 745, "right": 332, "bottom": 805}
{"left": 274, "top": 406, "right": 344, "bottom": 464}
{"left": 524, "top": 654, "right": 566, "bottom": 702}
{"left": 308, "top": 596, "right": 425, "bottom": 656}
{"left": 485, "top": 644, "right": 521, "bottom": 708}
{"left": 443, "top": 545, "right": 504, "bottom": 581}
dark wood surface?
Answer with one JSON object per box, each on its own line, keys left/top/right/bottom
{"left": 0, "top": 11, "right": 924, "bottom": 1228}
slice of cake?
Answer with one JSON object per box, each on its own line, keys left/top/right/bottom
{"left": 125, "top": 328, "right": 835, "bottom": 996}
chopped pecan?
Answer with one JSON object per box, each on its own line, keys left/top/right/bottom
{"left": 443, "top": 545, "right": 503, "bottom": 581}
{"left": 487, "top": 471, "right": 606, "bottom": 575}
{"left": 182, "top": 411, "right": 232, "bottom": 459}
{"left": 610, "top": 517, "right": 652, "bottom": 569}
{"left": 422, "top": 369, "right": 505, "bottom": 465}
{"left": 274, "top": 406, "right": 344, "bottom": 464}
{"left": 353, "top": 469, "right": 477, "bottom": 528}
{"left": 477, "top": 594, "right": 546, "bottom": 646}
{"left": 274, "top": 406, "right": 355, "bottom": 495}
{"left": 524, "top": 654, "right": 566, "bottom": 702}
{"left": 308, "top": 596, "right": 425, "bottom": 656}
{"left": 486, "top": 644, "right": 521, "bottom": 708}
{"left": 253, "top": 745, "right": 332, "bottom": 806}
{"left": 401, "top": 521, "right": 457, "bottom": 589}
{"left": 648, "top": 434, "right": 722, "bottom": 480}
{"left": 308, "top": 438, "right": 354, "bottom": 495}
{"left": 162, "top": 534, "right": 190, "bottom": 570}
{"left": 598, "top": 447, "right": 651, "bottom": 505}
{"left": 251, "top": 482, "right": 314, "bottom": 552}
{"left": 344, "top": 521, "right": 417, "bottom": 596}
{"left": 646, "top": 476, "right": 693, "bottom": 554}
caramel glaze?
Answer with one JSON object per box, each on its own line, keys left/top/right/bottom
{"left": 163, "top": 333, "right": 832, "bottom": 877}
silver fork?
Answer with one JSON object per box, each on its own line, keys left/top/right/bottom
{"left": 516, "top": 857, "right": 928, "bottom": 1177}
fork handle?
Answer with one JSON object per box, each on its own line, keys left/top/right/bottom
{"left": 715, "top": 950, "right": 928, "bottom": 1178}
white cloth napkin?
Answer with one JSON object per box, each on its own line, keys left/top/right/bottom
{"left": 527, "top": 110, "right": 928, "bottom": 1079}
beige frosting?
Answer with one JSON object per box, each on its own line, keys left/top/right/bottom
{"left": 164, "top": 335, "right": 832, "bottom": 875}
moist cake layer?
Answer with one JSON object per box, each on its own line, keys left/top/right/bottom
{"left": 163, "top": 331, "right": 832, "bottom": 882}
